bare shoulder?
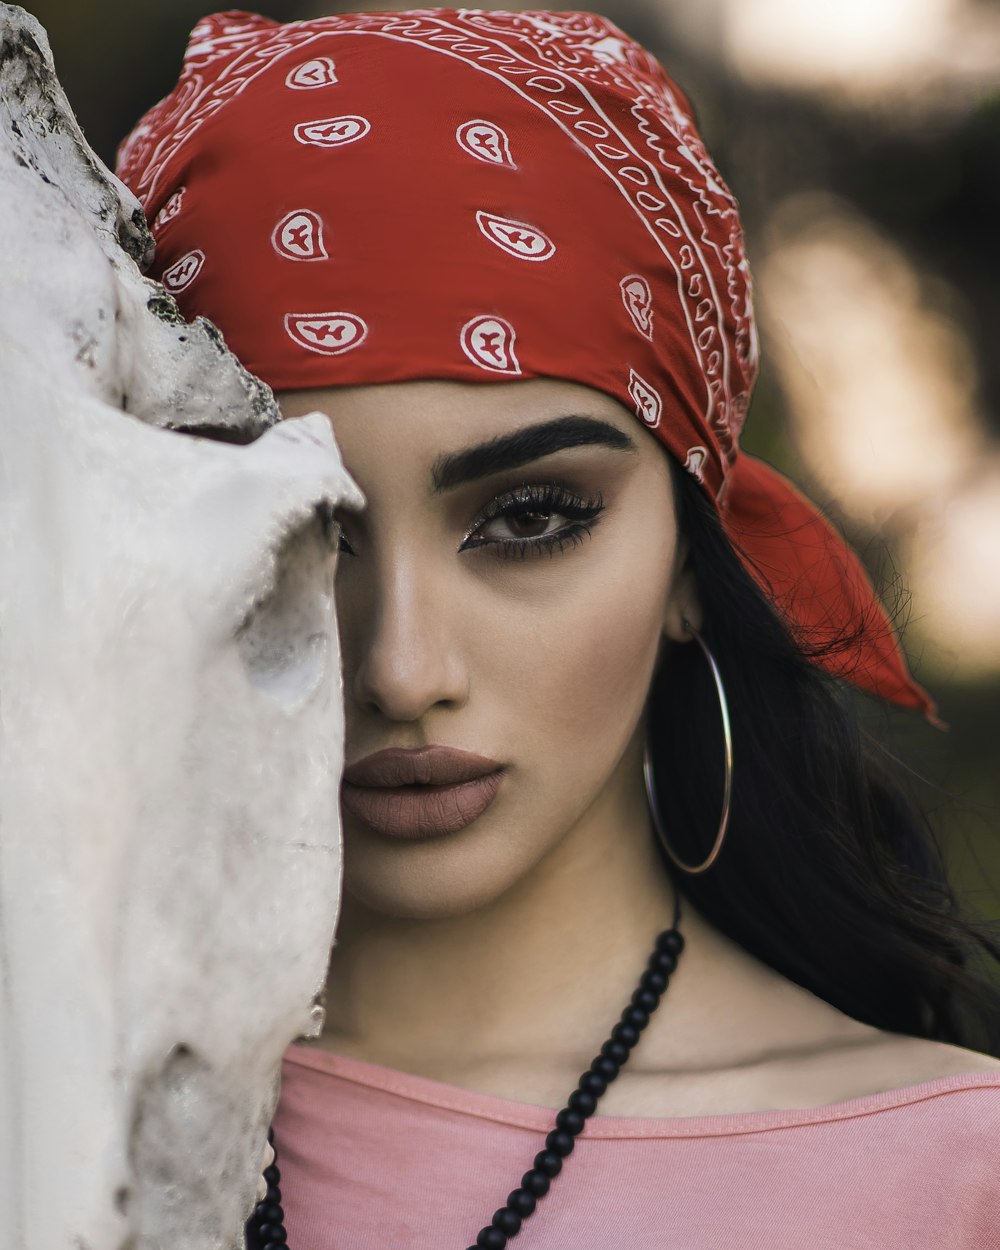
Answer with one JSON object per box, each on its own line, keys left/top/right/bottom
{"left": 620, "top": 986, "right": 1000, "bottom": 1117}
{"left": 602, "top": 1026, "right": 1000, "bottom": 1118}
{"left": 770, "top": 1025, "right": 1000, "bottom": 1114}
{"left": 863, "top": 1032, "right": 1000, "bottom": 1084}
{"left": 766, "top": 1019, "right": 1000, "bottom": 1111}
{"left": 745, "top": 969, "right": 1000, "bottom": 1099}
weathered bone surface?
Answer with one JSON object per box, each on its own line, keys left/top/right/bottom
{"left": 0, "top": 7, "right": 362, "bottom": 1247}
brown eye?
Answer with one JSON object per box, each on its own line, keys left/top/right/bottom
{"left": 459, "top": 482, "right": 605, "bottom": 559}
{"left": 506, "top": 510, "right": 553, "bottom": 538}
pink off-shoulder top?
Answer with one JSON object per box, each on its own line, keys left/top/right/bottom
{"left": 273, "top": 1043, "right": 1000, "bottom": 1248}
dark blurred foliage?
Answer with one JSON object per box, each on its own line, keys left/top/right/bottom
{"left": 25, "top": 0, "right": 1000, "bottom": 925}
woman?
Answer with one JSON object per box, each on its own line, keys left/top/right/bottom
{"left": 117, "top": 9, "right": 1000, "bottom": 1248}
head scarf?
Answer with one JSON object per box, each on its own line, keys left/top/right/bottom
{"left": 117, "top": 8, "right": 936, "bottom": 720}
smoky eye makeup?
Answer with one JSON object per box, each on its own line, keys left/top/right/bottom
{"left": 459, "top": 481, "right": 606, "bottom": 560}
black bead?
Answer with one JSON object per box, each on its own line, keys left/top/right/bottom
{"left": 255, "top": 1203, "right": 282, "bottom": 1225}
{"left": 265, "top": 1185, "right": 282, "bottom": 1205}
{"left": 492, "top": 1207, "right": 522, "bottom": 1237}
{"left": 476, "top": 1226, "right": 507, "bottom": 1249}
{"left": 507, "top": 1186, "right": 538, "bottom": 1217}
{"left": 631, "top": 986, "right": 660, "bottom": 1013}
{"left": 262, "top": 1242, "right": 287, "bottom": 1250}
{"left": 601, "top": 1038, "right": 630, "bottom": 1065}
{"left": 555, "top": 1106, "right": 586, "bottom": 1135}
{"left": 611, "top": 1021, "right": 639, "bottom": 1048}
{"left": 267, "top": 1126, "right": 275, "bottom": 1144}
{"left": 262, "top": 1165, "right": 281, "bottom": 1186}
{"left": 579, "top": 1068, "right": 608, "bottom": 1096}
{"left": 568, "top": 1087, "right": 598, "bottom": 1117}
{"left": 621, "top": 1004, "right": 649, "bottom": 1030}
{"left": 591, "top": 1053, "right": 620, "bottom": 1082}
{"left": 523, "top": 1167, "right": 553, "bottom": 1195}
{"left": 657, "top": 928, "right": 684, "bottom": 955}
{"left": 649, "top": 948, "right": 677, "bottom": 975}
{"left": 259, "top": 1228, "right": 286, "bottom": 1247}
{"left": 640, "top": 967, "right": 669, "bottom": 995}
{"left": 545, "top": 1128, "right": 575, "bottom": 1157}
{"left": 533, "top": 1149, "right": 563, "bottom": 1177}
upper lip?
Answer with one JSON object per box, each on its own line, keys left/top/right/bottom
{"left": 342, "top": 746, "right": 502, "bottom": 788}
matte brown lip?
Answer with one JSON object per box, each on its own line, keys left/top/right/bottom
{"left": 341, "top": 746, "right": 504, "bottom": 839}
{"left": 342, "top": 745, "right": 502, "bottom": 788}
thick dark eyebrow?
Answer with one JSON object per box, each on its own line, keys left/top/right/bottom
{"left": 431, "top": 415, "right": 636, "bottom": 493}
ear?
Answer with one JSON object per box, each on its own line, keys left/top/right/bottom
{"left": 661, "top": 540, "right": 702, "bottom": 643}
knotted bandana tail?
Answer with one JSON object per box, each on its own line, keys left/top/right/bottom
{"left": 723, "top": 456, "right": 938, "bottom": 721}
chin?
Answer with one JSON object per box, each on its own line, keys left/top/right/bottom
{"left": 340, "top": 819, "right": 551, "bottom": 922}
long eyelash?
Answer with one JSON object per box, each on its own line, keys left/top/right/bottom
{"left": 463, "top": 482, "right": 606, "bottom": 560}
{"left": 475, "top": 483, "right": 600, "bottom": 524}
{"left": 489, "top": 522, "right": 598, "bottom": 561}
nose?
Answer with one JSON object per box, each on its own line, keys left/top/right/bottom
{"left": 346, "top": 551, "right": 468, "bottom": 723}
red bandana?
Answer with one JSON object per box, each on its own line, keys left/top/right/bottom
{"left": 117, "top": 8, "right": 936, "bottom": 721}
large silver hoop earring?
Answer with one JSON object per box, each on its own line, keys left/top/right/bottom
{"left": 643, "top": 621, "right": 733, "bottom": 875}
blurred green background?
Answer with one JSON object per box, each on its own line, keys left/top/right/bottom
{"left": 26, "top": 0, "right": 1000, "bottom": 924}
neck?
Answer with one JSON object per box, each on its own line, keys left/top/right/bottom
{"left": 319, "top": 775, "right": 679, "bottom": 1083}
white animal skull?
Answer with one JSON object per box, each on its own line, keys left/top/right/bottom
{"left": 0, "top": 8, "right": 361, "bottom": 1247}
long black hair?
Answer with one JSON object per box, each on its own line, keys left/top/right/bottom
{"left": 648, "top": 458, "right": 1000, "bottom": 1054}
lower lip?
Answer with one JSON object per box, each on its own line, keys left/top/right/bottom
{"left": 341, "top": 771, "right": 504, "bottom": 839}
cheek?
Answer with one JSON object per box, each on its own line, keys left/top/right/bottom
{"left": 476, "top": 540, "right": 672, "bottom": 758}
{"left": 543, "top": 568, "right": 663, "bottom": 736}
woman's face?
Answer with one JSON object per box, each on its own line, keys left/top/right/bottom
{"left": 278, "top": 378, "right": 698, "bottom": 920}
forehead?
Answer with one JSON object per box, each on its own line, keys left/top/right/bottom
{"left": 277, "top": 377, "right": 642, "bottom": 461}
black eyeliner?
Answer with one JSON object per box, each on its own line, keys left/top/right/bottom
{"left": 460, "top": 481, "right": 606, "bottom": 559}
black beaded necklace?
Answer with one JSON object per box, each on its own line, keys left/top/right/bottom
{"left": 245, "top": 892, "right": 684, "bottom": 1250}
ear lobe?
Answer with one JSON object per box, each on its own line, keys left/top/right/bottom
{"left": 662, "top": 557, "right": 702, "bottom": 643}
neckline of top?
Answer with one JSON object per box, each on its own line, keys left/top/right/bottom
{"left": 282, "top": 1042, "right": 1000, "bottom": 1140}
